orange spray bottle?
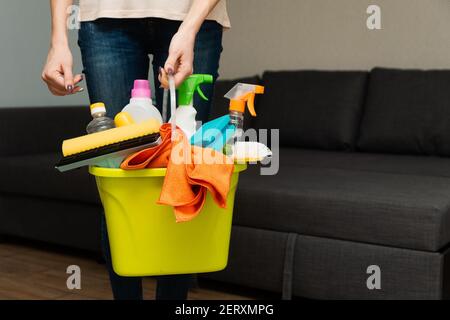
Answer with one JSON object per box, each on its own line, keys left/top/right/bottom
{"left": 224, "top": 83, "right": 265, "bottom": 154}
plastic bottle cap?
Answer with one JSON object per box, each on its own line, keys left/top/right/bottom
{"left": 90, "top": 102, "right": 106, "bottom": 115}
{"left": 131, "top": 80, "right": 151, "bottom": 98}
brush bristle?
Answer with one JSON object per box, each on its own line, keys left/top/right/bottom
{"left": 62, "top": 119, "right": 161, "bottom": 156}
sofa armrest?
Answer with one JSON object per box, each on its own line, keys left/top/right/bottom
{"left": 0, "top": 106, "right": 89, "bottom": 156}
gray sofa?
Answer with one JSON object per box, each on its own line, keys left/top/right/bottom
{"left": 1, "top": 68, "right": 450, "bottom": 299}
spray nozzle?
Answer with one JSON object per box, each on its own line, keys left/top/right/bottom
{"left": 177, "top": 74, "right": 213, "bottom": 106}
{"left": 224, "top": 83, "right": 265, "bottom": 116}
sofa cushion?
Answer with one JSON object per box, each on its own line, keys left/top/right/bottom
{"left": 202, "top": 226, "right": 288, "bottom": 294}
{"left": 358, "top": 68, "right": 450, "bottom": 156}
{"left": 279, "top": 148, "right": 450, "bottom": 177}
{"left": 255, "top": 70, "right": 368, "bottom": 150}
{"left": 0, "top": 153, "right": 100, "bottom": 205}
{"left": 0, "top": 106, "right": 89, "bottom": 156}
{"left": 0, "top": 195, "right": 101, "bottom": 252}
{"left": 234, "top": 149, "right": 450, "bottom": 252}
{"left": 292, "top": 234, "right": 443, "bottom": 299}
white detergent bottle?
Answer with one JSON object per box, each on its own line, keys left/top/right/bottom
{"left": 119, "top": 80, "right": 163, "bottom": 124}
{"left": 169, "top": 74, "right": 213, "bottom": 139}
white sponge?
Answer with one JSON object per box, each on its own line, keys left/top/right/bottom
{"left": 232, "top": 141, "right": 272, "bottom": 162}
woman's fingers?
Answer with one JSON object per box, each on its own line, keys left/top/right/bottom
{"left": 163, "top": 29, "right": 196, "bottom": 87}
{"left": 164, "top": 52, "right": 179, "bottom": 76}
{"left": 47, "top": 83, "right": 67, "bottom": 96}
{"left": 163, "top": 55, "right": 193, "bottom": 87}
{"left": 42, "top": 68, "right": 84, "bottom": 96}
{"left": 174, "top": 64, "right": 193, "bottom": 87}
{"left": 72, "top": 74, "right": 84, "bottom": 93}
{"left": 62, "top": 64, "right": 75, "bottom": 92}
{"left": 42, "top": 68, "right": 63, "bottom": 89}
{"left": 42, "top": 45, "right": 77, "bottom": 96}
{"left": 42, "top": 69, "right": 66, "bottom": 92}
{"left": 72, "top": 85, "right": 84, "bottom": 93}
{"left": 48, "top": 85, "right": 83, "bottom": 96}
{"left": 161, "top": 64, "right": 192, "bottom": 88}
{"left": 74, "top": 73, "right": 84, "bottom": 85}
{"left": 158, "top": 67, "right": 169, "bottom": 89}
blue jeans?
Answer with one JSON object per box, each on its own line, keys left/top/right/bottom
{"left": 78, "top": 18, "right": 223, "bottom": 300}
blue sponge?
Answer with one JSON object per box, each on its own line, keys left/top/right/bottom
{"left": 190, "top": 115, "right": 236, "bottom": 152}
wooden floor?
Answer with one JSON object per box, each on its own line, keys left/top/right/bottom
{"left": 0, "top": 241, "right": 254, "bottom": 300}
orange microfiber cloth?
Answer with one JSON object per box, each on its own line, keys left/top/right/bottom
{"left": 121, "top": 124, "right": 234, "bottom": 222}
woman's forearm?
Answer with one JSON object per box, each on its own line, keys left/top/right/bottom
{"left": 179, "top": 0, "right": 221, "bottom": 35}
{"left": 43, "top": 0, "right": 82, "bottom": 95}
{"left": 160, "top": 0, "right": 222, "bottom": 84}
{"left": 50, "top": 0, "right": 73, "bottom": 47}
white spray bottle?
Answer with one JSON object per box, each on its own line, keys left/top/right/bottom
{"left": 169, "top": 74, "right": 213, "bottom": 139}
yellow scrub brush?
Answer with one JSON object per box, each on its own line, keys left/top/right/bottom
{"left": 56, "top": 113, "right": 161, "bottom": 172}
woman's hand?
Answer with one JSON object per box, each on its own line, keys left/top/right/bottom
{"left": 160, "top": 29, "right": 196, "bottom": 88}
{"left": 159, "top": 0, "right": 221, "bottom": 88}
{"left": 42, "top": 44, "right": 83, "bottom": 96}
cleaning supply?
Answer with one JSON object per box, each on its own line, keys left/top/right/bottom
{"left": 89, "top": 163, "right": 246, "bottom": 276}
{"left": 119, "top": 80, "right": 163, "bottom": 124}
{"left": 121, "top": 123, "right": 234, "bottom": 222}
{"left": 86, "top": 102, "right": 115, "bottom": 134}
{"left": 232, "top": 141, "right": 272, "bottom": 162}
{"left": 84, "top": 102, "right": 117, "bottom": 168}
{"left": 190, "top": 115, "right": 236, "bottom": 152}
{"left": 224, "top": 83, "right": 265, "bottom": 154}
{"left": 169, "top": 74, "right": 213, "bottom": 140}
{"left": 162, "top": 85, "right": 168, "bottom": 123}
{"left": 169, "top": 74, "right": 177, "bottom": 141}
{"left": 55, "top": 117, "right": 161, "bottom": 172}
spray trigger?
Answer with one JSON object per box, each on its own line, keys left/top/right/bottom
{"left": 196, "top": 86, "right": 209, "bottom": 101}
{"left": 247, "top": 93, "right": 256, "bottom": 116}
{"left": 224, "top": 83, "right": 264, "bottom": 117}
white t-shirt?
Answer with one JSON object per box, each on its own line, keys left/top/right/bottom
{"left": 79, "top": 0, "right": 230, "bottom": 28}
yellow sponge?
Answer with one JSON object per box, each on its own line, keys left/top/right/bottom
{"left": 62, "top": 118, "right": 161, "bottom": 157}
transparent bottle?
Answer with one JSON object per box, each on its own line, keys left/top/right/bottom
{"left": 86, "top": 102, "right": 115, "bottom": 134}
{"left": 229, "top": 110, "right": 244, "bottom": 143}
{"left": 223, "top": 83, "right": 264, "bottom": 156}
{"left": 223, "top": 111, "right": 244, "bottom": 156}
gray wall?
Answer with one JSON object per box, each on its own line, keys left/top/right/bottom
{"left": 1, "top": 0, "right": 449, "bottom": 107}
{"left": 220, "top": 0, "right": 450, "bottom": 78}
{"left": 0, "top": 0, "right": 87, "bottom": 107}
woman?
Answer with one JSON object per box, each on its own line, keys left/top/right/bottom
{"left": 42, "top": 0, "right": 229, "bottom": 300}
